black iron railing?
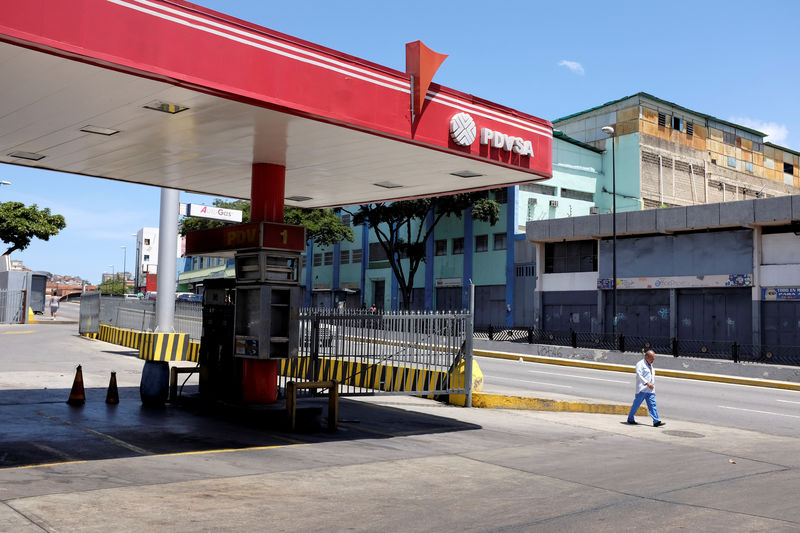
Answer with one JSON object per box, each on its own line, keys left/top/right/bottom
{"left": 474, "top": 325, "right": 800, "bottom": 367}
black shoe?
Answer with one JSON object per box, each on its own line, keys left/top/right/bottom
{"left": 626, "top": 420, "right": 638, "bottom": 425}
{"left": 653, "top": 421, "right": 665, "bottom": 427}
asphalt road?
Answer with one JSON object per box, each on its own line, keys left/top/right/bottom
{"left": 478, "top": 355, "right": 800, "bottom": 437}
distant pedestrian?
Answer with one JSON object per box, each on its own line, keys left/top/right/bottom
{"left": 49, "top": 292, "right": 60, "bottom": 319}
{"left": 369, "top": 303, "right": 376, "bottom": 313}
{"left": 627, "top": 350, "right": 665, "bottom": 427}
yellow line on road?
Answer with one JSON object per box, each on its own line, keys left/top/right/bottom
{"left": 2, "top": 330, "right": 35, "bottom": 335}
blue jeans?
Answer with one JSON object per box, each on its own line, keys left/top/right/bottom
{"left": 627, "top": 391, "right": 660, "bottom": 423}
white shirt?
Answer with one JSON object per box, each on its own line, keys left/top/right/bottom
{"left": 634, "top": 358, "right": 655, "bottom": 393}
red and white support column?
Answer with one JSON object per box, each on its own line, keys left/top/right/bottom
{"left": 241, "top": 163, "right": 285, "bottom": 403}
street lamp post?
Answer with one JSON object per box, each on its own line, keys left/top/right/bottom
{"left": 601, "top": 126, "right": 617, "bottom": 338}
{"left": 121, "top": 245, "right": 127, "bottom": 295}
{"left": 131, "top": 233, "right": 138, "bottom": 293}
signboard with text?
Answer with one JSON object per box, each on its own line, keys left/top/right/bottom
{"left": 185, "top": 221, "right": 305, "bottom": 256}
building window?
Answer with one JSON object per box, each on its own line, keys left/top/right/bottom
{"left": 143, "top": 238, "right": 150, "bottom": 245}
{"left": 352, "top": 249, "right": 362, "bottom": 263}
{"left": 686, "top": 122, "right": 694, "bottom": 136}
{"left": 745, "top": 161, "right": 754, "bottom": 172}
{"left": 452, "top": 237, "right": 464, "bottom": 255}
{"left": 475, "top": 234, "right": 488, "bottom": 252}
{"left": 301, "top": 255, "right": 306, "bottom": 268}
{"left": 340, "top": 250, "right": 350, "bottom": 264}
{"left": 520, "top": 183, "right": 556, "bottom": 195}
{"left": 544, "top": 240, "right": 597, "bottom": 273}
{"left": 143, "top": 255, "right": 150, "bottom": 262}
{"left": 723, "top": 131, "right": 735, "bottom": 145}
{"left": 435, "top": 239, "right": 447, "bottom": 256}
{"left": 560, "top": 188, "right": 594, "bottom": 202}
{"left": 494, "top": 232, "right": 507, "bottom": 250}
{"left": 323, "top": 252, "right": 333, "bottom": 265}
{"left": 727, "top": 156, "right": 736, "bottom": 168}
{"left": 672, "top": 116, "right": 683, "bottom": 131}
{"left": 313, "top": 253, "right": 322, "bottom": 267}
{"left": 784, "top": 162, "right": 794, "bottom": 175}
{"left": 753, "top": 142, "right": 763, "bottom": 152}
{"left": 493, "top": 188, "right": 508, "bottom": 203}
{"left": 341, "top": 214, "right": 351, "bottom": 226}
{"left": 657, "top": 113, "right": 667, "bottom": 127}
{"left": 368, "top": 242, "right": 388, "bottom": 262}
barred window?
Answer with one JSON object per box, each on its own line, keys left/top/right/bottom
{"left": 313, "top": 253, "right": 322, "bottom": 267}
{"left": 560, "top": 188, "right": 594, "bottom": 202}
{"left": 340, "top": 250, "right": 350, "bottom": 264}
{"left": 520, "top": 182, "right": 556, "bottom": 195}
{"left": 475, "top": 234, "right": 488, "bottom": 252}
{"left": 494, "top": 232, "right": 507, "bottom": 250}
{"left": 435, "top": 239, "right": 447, "bottom": 256}
{"left": 341, "top": 214, "right": 351, "bottom": 226}
{"left": 323, "top": 252, "right": 333, "bottom": 266}
{"left": 452, "top": 237, "right": 464, "bottom": 255}
{"left": 493, "top": 188, "right": 508, "bottom": 203}
{"left": 352, "top": 249, "right": 362, "bottom": 263}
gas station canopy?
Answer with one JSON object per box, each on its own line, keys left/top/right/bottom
{"left": 0, "top": 0, "right": 552, "bottom": 208}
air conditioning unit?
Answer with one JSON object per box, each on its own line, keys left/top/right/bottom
{"left": 589, "top": 206, "right": 599, "bottom": 215}
{"left": 549, "top": 200, "right": 558, "bottom": 207}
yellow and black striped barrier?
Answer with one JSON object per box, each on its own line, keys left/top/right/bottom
{"left": 279, "top": 357, "right": 482, "bottom": 395}
{"left": 138, "top": 332, "right": 196, "bottom": 362}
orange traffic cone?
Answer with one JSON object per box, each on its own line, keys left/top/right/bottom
{"left": 67, "top": 365, "right": 86, "bottom": 406}
{"left": 105, "top": 371, "right": 119, "bottom": 405}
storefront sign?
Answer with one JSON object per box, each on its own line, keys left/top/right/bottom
{"left": 186, "top": 203, "right": 243, "bottom": 223}
{"left": 597, "top": 274, "right": 753, "bottom": 290}
{"left": 762, "top": 287, "right": 800, "bottom": 300}
{"left": 435, "top": 277, "right": 461, "bottom": 288}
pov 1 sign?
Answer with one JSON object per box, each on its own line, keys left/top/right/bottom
{"left": 185, "top": 203, "right": 243, "bottom": 223}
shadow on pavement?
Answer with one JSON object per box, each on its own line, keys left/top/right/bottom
{"left": 0, "top": 386, "right": 479, "bottom": 468}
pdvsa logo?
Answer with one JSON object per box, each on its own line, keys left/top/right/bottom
{"left": 449, "top": 112, "right": 534, "bottom": 157}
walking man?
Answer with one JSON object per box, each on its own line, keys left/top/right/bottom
{"left": 627, "top": 349, "right": 665, "bottom": 427}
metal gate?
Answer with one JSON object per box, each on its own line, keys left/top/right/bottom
{"left": 281, "top": 308, "right": 474, "bottom": 399}
{"left": 0, "top": 289, "right": 24, "bottom": 324}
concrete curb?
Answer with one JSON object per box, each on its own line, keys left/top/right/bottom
{"left": 471, "top": 392, "right": 647, "bottom": 415}
{"left": 474, "top": 348, "right": 800, "bottom": 392}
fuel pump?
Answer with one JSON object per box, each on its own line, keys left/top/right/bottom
{"left": 233, "top": 250, "right": 301, "bottom": 359}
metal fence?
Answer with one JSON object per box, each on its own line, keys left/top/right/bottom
{"left": 281, "top": 308, "right": 473, "bottom": 397}
{"left": 0, "top": 289, "right": 24, "bottom": 324}
{"left": 474, "top": 325, "right": 800, "bottom": 367}
{"left": 80, "top": 293, "right": 202, "bottom": 340}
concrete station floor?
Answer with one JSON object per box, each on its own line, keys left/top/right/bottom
{"left": 2, "top": 321, "right": 799, "bottom": 531}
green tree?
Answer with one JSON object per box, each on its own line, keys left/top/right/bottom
{"left": 97, "top": 276, "right": 125, "bottom": 296}
{"left": 348, "top": 191, "right": 500, "bottom": 310}
{"left": 178, "top": 199, "right": 353, "bottom": 246}
{"left": 0, "top": 202, "right": 66, "bottom": 256}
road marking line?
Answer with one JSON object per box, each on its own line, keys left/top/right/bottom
{"left": 2, "top": 330, "right": 35, "bottom": 335}
{"left": 718, "top": 405, "right": 800, "bottom": 419}
{"left": 527, "top": 369, "right": 627, "bottom": 384}
{"left": 36, "top": 411, "right": 153, "bottom": 455}
{"left": 776, "top": 399, "right": 800, "bottom": 405}
{"left": 491, "top": 376, "right": 573, "bottom": 388}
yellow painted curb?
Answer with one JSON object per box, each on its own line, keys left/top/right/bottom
{"left": 469, "top": 392, "right": 648, "bottom": 415}
{"left": 474, "top": 349, "right": 800, "bottom": 392}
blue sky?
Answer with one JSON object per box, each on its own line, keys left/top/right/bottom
{"left": 4, "top": 0, "right": 800, "bottom": 283}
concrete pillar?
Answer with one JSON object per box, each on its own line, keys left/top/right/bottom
{"left": 752, "top": 227, "right": 762, "bottom": 347}
{"left": 669, "top": 288, "right": 677, "bottom": 339}
{"left": 533, "top": 242, "right": 545, "bottom": 330}
{"left": 155, "top": 187, "right": 179, "bottom": 332}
